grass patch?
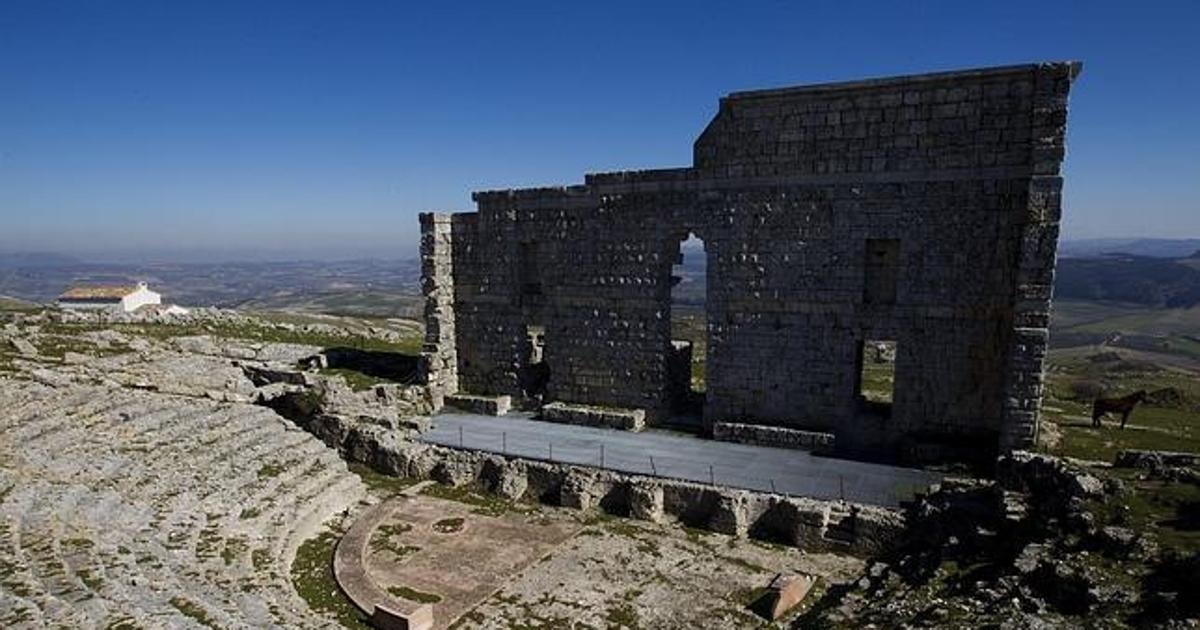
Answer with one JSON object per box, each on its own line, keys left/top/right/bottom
{"left": 369, "top": 523, "right": 421, "bottom": 560}
{"left": 32, "top": 334, "right": 130, "bottom": 360}
{"left": 347, "top": 462, "right": 419, "bottom": 497}
{"left": 64, "top": 537, "right": 95, "bottom": 550}
{"left": 387, "top": 585, "right": 442, "bottom": 604}
{"left": 1042, "top": 341, "right": 1200, "bottom": 462}
{"left": 251, "top": 548, "right": 273, "bottom": 572}
{"left": 1089, "top": 468, "right": 1200, "bottom": 555}
{"left": 717, "top": 553, "right": 770, "bottom": 573}
{"left": 420, "top": 483, "right": 533, "bottom": 517}
{"left": 168, "top": 597, "right": 222, "bottom": 629}
{"left": 42, "top": 316, "right": 421, "bottom": 355}
{"left": 291, "top": 527, "right": 372, "bottom": 629}
{"left": 77, "top": 567, "right": 104, "bottom": 591}
{"left": 320, "top": 367, "right": 396, "bottom": 392}
{"left": 103, "top": 617, "right": 142, "bottom": 630}
{"left": 433, "top": 517, "right": 465, "bottom": 533}
{"left": 195, "top": 523, "right": 223, "bottom": 561}
{"left": 605, "top": 601, "right": 641, "bottom": 628}
{"left": 257, "top": 463, "right": 287, "bottom": 480}
{"left": 222, "top": 537, "right": 248, "bottom": 566}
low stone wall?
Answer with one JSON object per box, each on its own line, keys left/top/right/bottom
{"left": 290, "top": 411, "right": 904, "bottom": 557}
{"left": 712, "top": 422, "right": 836, "bottom": 454}
{"left": 1114, "top": 449, "right": 1200, "bottom": 469}
{"left": 445, "top": 393, "right": 512, "bottom": 416}
{"left": 334, "top": 500, "right": 434, "bottom": 630}
{"left": 540, "top": 402, "right": 646, "bottom": 432}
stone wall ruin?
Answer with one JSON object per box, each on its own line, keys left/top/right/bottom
{"left": 420, "top": 62, "right": 1082, "bottom": 461}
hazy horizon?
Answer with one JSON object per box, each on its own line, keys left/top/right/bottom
{"left": 0, "top": 236, "right": 1197, "bottom": 267}
{"left": 3, "top": 1, "right": 1199, "bottom": 260}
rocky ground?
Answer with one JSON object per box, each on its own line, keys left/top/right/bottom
{"left": 794, "top": 451, "right": 1200, "bottom": 629}
{"left": 1, "top": 305, "right": 1198, "bottom": 629}
{"left": 0, "top": 308, "right": 424, "bottom": 628}
{"left": 459, "top": 509, "right": 860, "bottom": 630}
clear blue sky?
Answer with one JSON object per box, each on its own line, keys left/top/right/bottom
{"left": 1, "top": 1, "right": 1197, "bottom": 261}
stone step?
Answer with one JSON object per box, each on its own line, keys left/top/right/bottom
{"left": 0, "top": 381, "right": 360, "bottom": 628}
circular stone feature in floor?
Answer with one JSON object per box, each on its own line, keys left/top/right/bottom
{"left": 432, "top": 517, "right": 465, "bottom": 534}
{"left": 334, "top": 493, "right": 580, "bottom": 628}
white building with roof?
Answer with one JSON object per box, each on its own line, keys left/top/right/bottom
{"left": 57, "top": 281, "right": 162, "bottom": 312}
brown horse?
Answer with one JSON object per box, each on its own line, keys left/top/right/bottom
{"left": 1091, "top": 390, "right": 1148, "bottom": 429}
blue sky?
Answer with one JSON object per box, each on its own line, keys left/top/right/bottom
{"left": 1, "top": 1, "right": 1197, "bottom": 261}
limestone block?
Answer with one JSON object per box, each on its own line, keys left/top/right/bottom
{"left": 708, "top": 490, "right": 750, "bottom": 537}
{"left": 445, "top": 393, "right": 512, "bottom": 416}
{"left": 8, "top": 337, "right": 38, "bottom": 357}
{"left": 559, "top": 469, "right": 603, "bottom": 510}
{"left": 540, "top": 402, "right": 645, "bottom": 431}
{"left": 628, "top": 481, "right": 664, "bottom": 523}
{"left": 431, "top": 455, "right": 478, "bottom": 488}
{"left": 371, "top": 603, "right": 433, "bottom": 630}
{"left": 711, "top": 422, "right": 835, "bottom": 454}
{"left": 763, "top": 573, "right": 816, "bottom": 621}
{"left": 481, "top": 457, "right": 528, "bottom": 501}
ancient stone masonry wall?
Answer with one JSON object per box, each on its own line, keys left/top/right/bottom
{"left": 428, "top": 63, "right": 1081, "bottom": 460}
{"left": 998, "top": 63, "right": 1078, "bottom": 451}
{"left": 418, "top": 213, "right": 458, "bottom": 408}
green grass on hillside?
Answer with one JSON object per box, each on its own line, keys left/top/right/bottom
{"left": 0, "top": 297, "right": 39, "bottom": 312}
{"left": 1051, "top": 300, "right": 1200, "bottom": 361}
{"left": 672, "top": 310, "right": 707, "bottom": 391}
{"left": 1043, "top": 344, "right": 1200, "bottom": 462}
{"left": 43, "top": 318, "right": 422, "bottom": 355}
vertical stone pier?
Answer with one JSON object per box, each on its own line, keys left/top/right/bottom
{"left": 998, "top": 62, "right": 1081, "bottom": 451}
{"left": 418, "top": 213, "right": 458, "bottom": 411}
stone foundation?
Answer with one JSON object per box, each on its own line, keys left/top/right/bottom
{"left": 445, "top": 393, "right": 512, "bottom": 416}
{"left": 540, "top": 402, "right": 646, "bottom": 432}
{"left": 291, "top": 411, "right": 904, "bottom": 556}
{"left": 712, "top": 422, "right": 836, "bottom": 454}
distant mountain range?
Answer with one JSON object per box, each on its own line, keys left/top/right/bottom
{"left": 1055, "top": 254, "right": 1200, "bottom": 308}
{"left": 0, "top": 257, "right": 421, "bottom": 315}
{"left": 5, "top": 237, "right": 1200, "bottom": 315}
{"left": 0, "top": 252, "right": 84, "bottom": 268}
{"left": 1059, "top": 238, "right": 1200, "bottom": 259}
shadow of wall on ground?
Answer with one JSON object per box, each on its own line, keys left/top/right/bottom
{"left": 323, "top": 347, "right": 420, "bottom": 384}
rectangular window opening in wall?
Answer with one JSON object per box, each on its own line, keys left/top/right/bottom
{"left": 864, "top": 238, "right": 900, "bottom": 305}
{"left": 518, "top": 242, "right": 542, "bottom": 297}
{"left": 857, "top": 339, "right": 896, "bottom": 417}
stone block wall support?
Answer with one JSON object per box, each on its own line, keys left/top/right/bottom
{"left": 418, "top": 213, "right": 458, "bottom": 411}
{"left": 999, "top": 62, "right": 1081, "bottom": 452}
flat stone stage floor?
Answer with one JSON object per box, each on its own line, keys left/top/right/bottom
{"left": 341, "top": 494, "right": 580, "bottom": 629}
{"left": 342, "top": 492, "right": 865, "bottom": 629}
{"left": 419, "top": 412, "right": 940, "bottom": 507}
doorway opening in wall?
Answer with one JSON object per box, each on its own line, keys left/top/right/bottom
{"left": 857, "top": 339, "right": 896, "bottom": 418}
{"left": 670, "top": 233, "right": 707, "bottom": 422}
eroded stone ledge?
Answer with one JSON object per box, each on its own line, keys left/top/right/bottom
{"left": 445, "top": 393, "right": 511, "bottom": 416}
{"left": 540, "top": 402, "right": 646, "bottom": 432}
{"left": 712, "top": 421, "right": 836, "bottom": 454}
